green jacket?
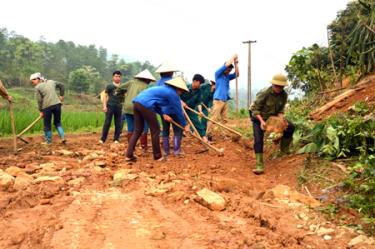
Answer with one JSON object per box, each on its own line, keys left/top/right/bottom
{"left": 105, "top": 83, "right": 127, "bottom": 108}
{"left": 250, "top": 86, "right": 287, "bottom": 120}
{"left": 200, "top": 83, "right": 214, "bottom": 108}
{"left": 180, "top": 84, "right": 202, "bottom": 109}
{"left": 121, "top": 79, "right": 149, "bottom": 114}
{"left": 35, "top": 80, "right": 64, "bottom": 111}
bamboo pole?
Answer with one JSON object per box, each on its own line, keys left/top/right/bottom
{"left": 0, "top": 80, "right": 17, "bottom": 153}
{"left": 201, "top": 103, "right": 210, "bottom": 113}
{"left": 8, "top": 102, "right": 17, "bottom": 153}
{"left": 185, "top": 106, "right": 242, "bottom": 137}
{"left": 182, "top": 108, "right": 202, "bottom": 139}
{"left": 235, "top": 63, "right": 239, "bottom": 112}
{"left": 170, "top": 118, "right": 224, "bottom": 156}
{"left": 17, "top": 116, "right": 42, "bottom": 138}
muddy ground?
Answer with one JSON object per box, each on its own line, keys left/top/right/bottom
{"left": 0, "top": 127, "right": 374, "bottom": 249}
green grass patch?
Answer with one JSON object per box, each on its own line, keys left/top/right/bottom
{"left": 0, "top": 110, "right": 106, "bottom": 137}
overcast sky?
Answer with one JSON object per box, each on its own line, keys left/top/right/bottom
{"left": 1, "top": 0, "right": 349, "bottom": 90}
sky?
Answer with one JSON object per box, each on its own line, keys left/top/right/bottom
{"left": 0, "top": 0, "right": 350, "bottom": 91}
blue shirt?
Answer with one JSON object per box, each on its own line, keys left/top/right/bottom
{"left": 155, "top": 75, "right": 173, "bottom": 86}
{"left": 213, "top": 63, "right": 237, "bottom": 101}
{"left": 133, "top": 85, "right": 186, "bottom": 126}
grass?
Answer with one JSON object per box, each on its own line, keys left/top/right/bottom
{"left": 0, "top": 87, "right": 108, "bottom": 137}
{"left": 0, "top": 110, "right": 105, "bottom": 137}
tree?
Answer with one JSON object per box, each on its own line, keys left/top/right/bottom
{"left": 285, "top": 44, "right": 331, "bottom": 95}
{"left": 0, "top": 27, "right": 157, "bottom": 92}
{"left": 328, "top": 0, "right": 375, "bottom": 77}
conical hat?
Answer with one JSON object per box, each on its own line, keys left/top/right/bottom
{"left": 134, "top": 69, "right": 156, "bottom": 82}
{"left": 165, "top": 77, "right": 189, "bottom": 92}
{"left": 155, "top": 62, "right": 178, "bottom": 73}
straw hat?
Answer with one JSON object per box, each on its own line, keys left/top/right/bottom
{"left": 134, "top": 69, "right": 156, "bottom": 82}
{"left": 165, "top": 77, "right": 189, "bottom": 92}
{"left": 155, "top": 62, "right": 178, "bottom": 73}
{"left": 270, "top": 74, "right": 288, "bottom": 86}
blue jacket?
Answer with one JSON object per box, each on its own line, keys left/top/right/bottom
{"left": 214, "top": 63, "right": 237, "bottom": 101}
{"left": 133, "top": 85, "right": 186, "bottom": 126}
{"left": 155, "top": 75, "right": 173, "bottom": 87}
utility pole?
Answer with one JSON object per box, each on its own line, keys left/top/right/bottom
{"left": 243, "top": 40, "right": 256, "bottom": 108}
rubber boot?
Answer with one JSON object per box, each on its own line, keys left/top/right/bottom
{"left": 56, "top": 126, "right": 66, "bottom": 143}
{"left": 253, "top": 153, "right": 264, "bottom": 175}
{"left": 280, "top": 137, "right": 293, "bottom": 155}
{"left": 44, "top": 130, "right": 52, "bottom": 145}
{"left": 140, "top": 133, "right": 148, "bottom": 154}
{"left": 173, "top": 135, "right": 183, "bottom": 156}
{"left": 163, "top": 137, "right": 170, "bottom": 156}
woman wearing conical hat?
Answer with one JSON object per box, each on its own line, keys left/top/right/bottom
{"left": 125, "top": 76, "right": 190, "bottom": 162}
{"left": 119, "top": 69, "right": 156, "bottom": 154}
{"left": 154, "top": 62, "right": 183, "bottom": 156}
{"left": 249, "top": 74, "right": 295, "bottom": 175}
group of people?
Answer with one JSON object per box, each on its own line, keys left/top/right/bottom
{"left": 25, "top": 53, "right": 295, "bottom": 174}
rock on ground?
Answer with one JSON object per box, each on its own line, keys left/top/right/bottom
{"left": 194, "top": 188, "right": 226, "bottom": 211}
{"left": 0, "top": 169, "right": 15, "bottom": 191}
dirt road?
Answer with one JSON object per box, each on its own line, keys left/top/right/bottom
{"left": 0, "top": 131, "right": 373, "bottom": 249}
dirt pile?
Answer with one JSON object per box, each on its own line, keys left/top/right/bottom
{"left": 310, "top": 74, "right": 375, "bottom": 120}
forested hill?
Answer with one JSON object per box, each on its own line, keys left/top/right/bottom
{"left": 0, "top": 28, "right": 157, "bottom": 94}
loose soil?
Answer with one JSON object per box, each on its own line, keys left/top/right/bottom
{"left": 0, "top": 127, "right": 374, "bottom": 249}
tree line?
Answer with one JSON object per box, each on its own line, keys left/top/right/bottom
{"left": 285, "top": 0, "right": 374, "bottom": 96}
{"left": 0, "top": 28, "right": 157, "bottom": 94}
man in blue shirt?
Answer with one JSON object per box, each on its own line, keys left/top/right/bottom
{"left": 206, "top": 54, "right": 239, "bottom": 139}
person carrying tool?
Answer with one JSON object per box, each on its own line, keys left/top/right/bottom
{"left": 249, "top": 74, "right": 295, "bottom": 175}
{"left": 30, "top": 72, "right": 66, "bottom": 145}
{"left": 120, "top": 69, "right": 156, "bottom": 154}
{"left": 99, "top": 70, "right": 127, "bottom": 144}
{"left": 206, "top": 54, "right": 239, "bottom": 140}
{"left": 199, "top": 79, "right": 215, "bottom": 137}
{"left": 125, "top": 77, "right": 189, "bottom": 162}
{"left": 181, "top": 74, "right": 208, "bottom": 144}
{"left": 0, "top": 87, "right": 13, "bottom": 102}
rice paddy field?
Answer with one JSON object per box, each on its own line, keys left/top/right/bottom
{"left": 0, "top": 110, "right": 105, "bottom": 136}
{"left": 0, "top": 88, "right": 106, "bottom": 136}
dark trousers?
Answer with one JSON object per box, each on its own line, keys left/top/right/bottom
{"left": 250, "top": 112, "right": 295, "bottom": 153}
{"left": 187, "top": 110, "right": 206, "bottom": 137}
{"left": 101, "top": 105, "right": 122, "bottom": 142}
{"left": 162, "top": 116, "right": 183, "bottom": 137}
{"left": 126, "top": 103, "right": 161, "bottom": 160}
{"left": 43, "top": 104, "right": 62, "bottom": 131}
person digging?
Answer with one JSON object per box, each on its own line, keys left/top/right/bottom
{"left": 154, "top": 62, "right": 182, "bottom": 156}
{"left": 249, "top": 74, "right": 295, "bottom": 175}
{"left": 200, "top": 79, "right": 215, "bottom": 135}
{"left": 125, "top": 76, "right": 190, "bottom": 162}
{"left": 206, "top": 54, "right": 239, "bottom": 141}
{"left": 30, "top": 72, "right": 66, "bottom": 145}
{"left": 181, "top": 73, "right": 208, "bottom": 146}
